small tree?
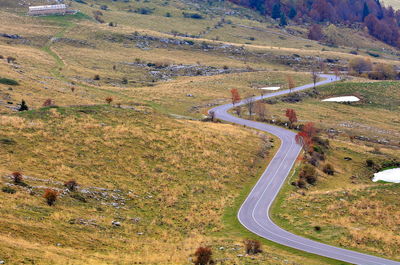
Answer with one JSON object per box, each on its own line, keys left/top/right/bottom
{"left": 230, "top": 88, "right": 241, "bottom": 105}
{"left": 288, "top": 7, "right": 297, "bottom": 19}
{"left": 11, "top": 171, "right": 23, "bottom": 184}
{"left": 311, "top": 67, "right": 318, "bottom": 89}
{"left": 43, "top": 189, "right": 58, "bottom": 206}
{"left": 296, "top": 131, "right": 309, "bottom": 150}
{"left": 243, "top": 239, "right": 262, "bottom": 254}
{"left": 194, "top": 247, "right": 213, "bottom": 265}
{"left": 279, "top": 13, "right": 287, "bottom": 27}
{"left": 64, "top": 180, "right": 78, "bottom": 191}
{"left": 254, "top": 101, "right": 267, "bottom": 121}
{"left": 285, "top": 109, "right": 297, "bottom": 125}
{"left": 18, "top": 100, "right": 29, "bottom": 111}
{"left": 369, "top": 63, "right": 396, "bottom": 80}
{"left": 308, "top": 24, "right": 323, "bottom": 41}
{"left": 287, "top": 74, "right": 295, "bottom": 93}
{"left": 348, "top": 58, "right": 372, "bottom": 75}
{"left": 333, "top": 67, "right": 340, "bottom": 79}
{"left": 233, "top": 106, "right": 241, "bottom": 117}
{"left": 271, "top": 3, "right": 281, "bottom": 19}
{"left": 105, "top": 97, "right": 113, "bottom": 105}
{"left": 94, "top": 74, "right": 100, "bottom": 80}
{"left": 303, "top": 122, "right": 317, "bottom": 138}
{"left": 245, "top": 97, "right": 255, "bottom": 118}
{"left": 208, "top": 110, "right": 216, "bottom": 122}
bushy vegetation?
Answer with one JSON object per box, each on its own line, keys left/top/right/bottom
{"left": 183, "top": 12, "right": 204, "bottom": 19}
{"left": 0, "top": 77, "right": 19, "bottom": 86}
{"left": 243, "top": 239, "right": 262, "bottom": 254}
{"left": 11, "top": 171, "right": 23, "bottom": 184}
{"left": 348, "top": 58, "right": 397, "bottom": 80}
{"left": 194, "top": 247, "right": 213, "bottom": 265}
{"left": 229, "top": 0, "right": 400, "bottom": 48}
{"left": 2, "top": 186, "right": 16, "bottom": 194}
{"left": 43, "top": 189, "right": 58, "bottom": 206}
{"left": 64, "top": 180, "right": 78, "bottom": 191}
{"left": 323, "top": 163, "right": 335, "bottom": 175}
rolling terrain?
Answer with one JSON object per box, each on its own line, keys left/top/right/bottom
{"left": 0, "top": 0, "right": 400, "bottom": 264}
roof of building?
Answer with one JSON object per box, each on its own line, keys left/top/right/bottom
{"left": 29, "top": 4, "right": 67, "bottom": 11}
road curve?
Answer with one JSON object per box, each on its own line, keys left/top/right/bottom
{"left": 210, "top": 74, "right": 400, "bottom": 265}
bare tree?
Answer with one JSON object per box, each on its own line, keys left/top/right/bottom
{"left": 259, "top": 89, "right": 265, "bottom": 98}
{"left": 333, "top": 67, "right": 340, "bottom": 79}
{"left": 348, "top": 58, "right": 372, "bottom": 75}
{"left": 287, "top": 74, "right": 295, "bottom": 93}
{"left": 233, "top": 106, "right": 241, "bottom": 117}
{"left": 311, "top": 66, "right": 318, "bottom": 89}
{"left": 208, "top": 110, "right": 215, "bottom": 122}
{"left": 254, "top": 101, "right": 267, "bottom": 121}
{"left": 245, "top": 96, "right": 255, "bottom": 118}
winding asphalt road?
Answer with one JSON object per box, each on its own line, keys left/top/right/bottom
{"left": 210, "top": 74, "right": 400, "bottom": 265}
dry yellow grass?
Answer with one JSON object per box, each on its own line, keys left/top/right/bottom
{"left": 0, "top": 106, "right": 335, "bottom": 264}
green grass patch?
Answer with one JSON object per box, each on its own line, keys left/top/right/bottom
{"left": 39, "top": 12, "right": 91, "bottom": 25}
{"left": 318, "top": 81, "right": 400, "bottom": 111}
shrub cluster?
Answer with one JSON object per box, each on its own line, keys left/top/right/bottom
{"left": 2, "top": 186, "right": 16, "bottom": 194}
{"left": 194, "top": 247, "right": 213, "bottom": 265}
{"left": 243, "top": 239, "right": 262, "bottom": 255}
{"left": 64, "top": 180, "right": 78, "bottom": 191}
{"left": 0, "top": 77, "right": 19, "bottom": 86}
{"left": 43, "top": 189, "right": 58, "bottom": 206}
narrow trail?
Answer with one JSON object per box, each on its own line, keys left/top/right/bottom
{"left": 210, "top": 74, "right": 400, "bottom": 265}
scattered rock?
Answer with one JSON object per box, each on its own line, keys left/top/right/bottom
{"left": 51, "top": 37, "right": 95, "bottom": 48}
{"left": 69, "top": 218, "right": 97, "bottom": 226}
{"left": 130, "top": 217, "right": 141, "bottom": 223}
{"left": 112, "top": 221, "right": 121, "bottom": 227}
{"left": 0, "top": 33, "right": 22, "bottom": 39}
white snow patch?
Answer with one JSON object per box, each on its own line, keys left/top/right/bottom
{"left": 372, "top": 168, "right": 400, "bottom": 183}
{"left": 259, "top": 87, "right": 280, "bottom": 91}
{"left": 322, "top": 96, "right": 360, "bottom": 102}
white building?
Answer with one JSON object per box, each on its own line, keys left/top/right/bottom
{"left": 28, "top": 4, "right": 68, "bottom": 16}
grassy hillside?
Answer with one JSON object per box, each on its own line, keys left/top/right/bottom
{"left": 0, "top": 0, "right": 399, "bottom": 264}
{"left": 0, "top": 105, "right": 260, "bottom": 264}
{"left": 0, "top": 105, "right": 344, "bottom": 265}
